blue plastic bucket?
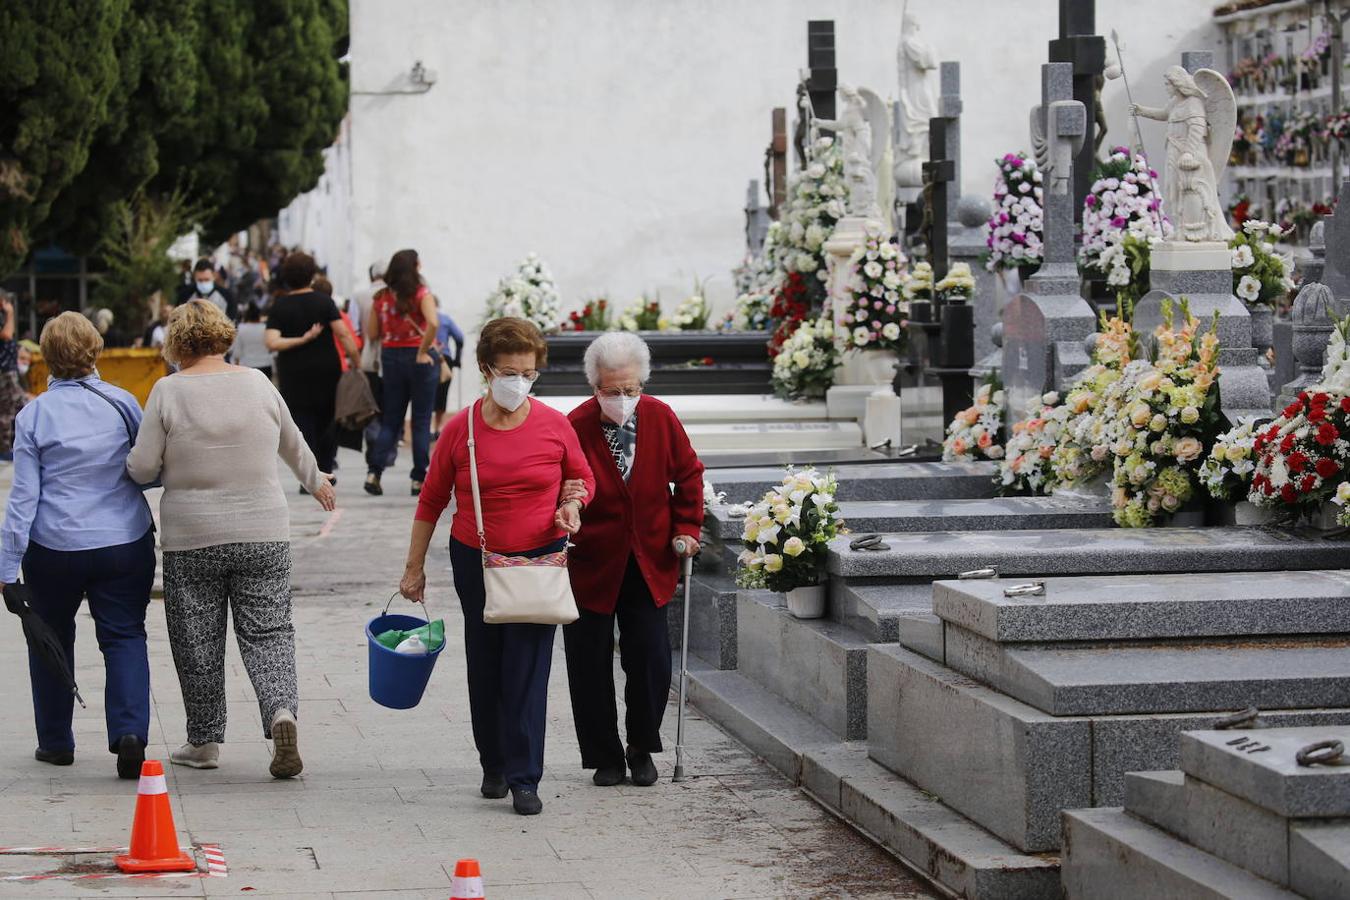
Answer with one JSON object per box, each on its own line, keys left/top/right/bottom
{"left": 366, "top": 599, "right": 444, "bottom": 709}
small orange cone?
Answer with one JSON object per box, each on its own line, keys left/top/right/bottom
{"left": 450, "top": 858, "right": 485, "bottom": 898}
{"left": 114, "top": 760, "right": 196, "bottom": 873}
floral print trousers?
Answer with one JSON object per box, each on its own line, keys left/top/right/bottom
{"left": 162, "top": 542, "right": 298, "bottom": 745}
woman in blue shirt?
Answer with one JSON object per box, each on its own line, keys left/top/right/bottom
{"left": 0, "top": 313, "right": 156, "bottom": 779}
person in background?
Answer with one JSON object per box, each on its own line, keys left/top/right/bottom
{"left": 0, "top": 292, "right": 24, "bottom": 459}
{"left": 264, "top": 252, "right": 360, "bottom": 486}
{"left": 399, "top": 317, "right": 594, "bottom": 816}
{"left": 0, "top": 313, "right": 156, "bottom": 779}
{"left": 349, "top": 261, "right": 388, "bottom": 470}
{"left": 431, "top": 308, "right": 465, "bottom": 438}
{"left": 144, "top": 303, "right": 171, "bottom": 350}
{"left": 127, "top": 301, "right": 335, "bottom": 778}
{"left": 177, "top": 258, "right": 237, "bottom": 322}
{"left": 363, "top": 249, "right": 440, "bottom": 497}
{"left": 563, "top": 332, "right": 704, "bottom": 788}
{"left": 230, "top": 304, "right": 274, "bottom": 380}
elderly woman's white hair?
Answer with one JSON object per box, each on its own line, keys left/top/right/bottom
{"left": 583, "top": 331, "right": 652, "bottom": 387}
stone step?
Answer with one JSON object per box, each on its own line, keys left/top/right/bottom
{"left": 1123, "top": 770, "right": 1186, "bottom": 837}
{"left": 942, "top": 627, "right": 1350, "bottom": 715}
{"left": 933, "top": 570, "right": 1350, "bottom": 643}
{"left": 829, "top": 526, "right": 1350, "bottom": 581}
{"left": 707, "top": 460, "right": 997, "bottom": 504}
{"left": 736, "top": 593, "right": 869, "bottom": 740}
{"left": 1291, "top": 820, "right": 1350, "bottom": 900}
{"left": 1180, "top": 726, "right": 1350, "bottom": 819}
{"left": 896, "top": 613, "right": 944, "bottom": 663}
{"left": 803, "top": 746, "right": 1061, "bottom": 900}
{"left": 866, "top": 643, "right": 1350, "bottom": 853}
{"left": 685, "top": 660, "right": 1060, "bottom": 899}
{"left": 1061, "top": 807, "right": 1300, "bottom": 900}
{"left": 687, "top": 420, "right": 863, "bottom": 454}
{"left": 707, "top": 495, "right": 1113, "bottom": 541}
{"left": 669, "top": 572, "right": 743, "bottom": 671}
{"left": 830, "top": 580, "right": 933, "bottom": 643}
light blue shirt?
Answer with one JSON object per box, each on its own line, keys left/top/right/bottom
{"left": 0, "top": 375, "right": 153, "bottom": 583}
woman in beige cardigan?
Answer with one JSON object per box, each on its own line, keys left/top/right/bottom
{"left": 128, "top": 300, "right": 335, "bottom": 778}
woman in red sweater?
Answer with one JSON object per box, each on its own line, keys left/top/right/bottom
{"left": 399, "top": 318, "right": 594, "bottom": 816}
{"left": 564, "top": 332, "right": 704, "bottom": 788}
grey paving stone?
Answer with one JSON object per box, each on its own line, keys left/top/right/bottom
{"left": 827, "top": 526, "right": 1350, "bottom": 579}
{"left": 1181, "top": 726, "right": 1350, "bottom": 818}
{"left": 1290, "top": 820, "right": 1350, "bottom": 900}
{"left": 896, "top": 614, "right": 944, "bottom": 663}
{"left": 708, "top": 495, "right": 1112, "bottom": 540}
{"left": 1061, "top": 807, "right": 1300, "bottom": 900}
{"left": 1123, "top": 770, "right": 1185, "bottom": 837}
{"left": 736, "top": 593, "right": 869, "bottom": 740}
{"left": 932, "top": 570, "right": 1350, "bottom": 643}
{"left": 866, "top": 644, "right": 1091, "bottom": 852}
{"left": 708, "top": 460, "right": 998, "bottom": 505}
{"left": 1182, "top": 774, "right": 1290, "bottom": 885}
{"left": 942, "top": 626, "right": 1350, "bottom": 716}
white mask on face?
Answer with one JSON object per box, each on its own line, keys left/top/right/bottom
{"left": 489, "top": 373, "right": 531, "bottom": 412}
{"left": 598, "top": 393, "right": 639, "bottom": 425}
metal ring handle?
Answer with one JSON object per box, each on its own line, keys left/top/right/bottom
{"left": 384, "top": 591, "right": 431, "bottom": 626}
{"left": 1214, "top": 706, "right": 1260, "bottom": 730}
{"left": 849, "top": 534, "right": 889, "bottom": 552}
{"left": 1296, "top": 740, "right": 1345, "bottom": 767}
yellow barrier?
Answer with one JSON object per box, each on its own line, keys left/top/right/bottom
{"left": 28, "top": 348, "right": 168, "bottom": 407}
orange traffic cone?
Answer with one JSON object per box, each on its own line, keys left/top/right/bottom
{"left": 114, "top": 760, "right": 196, "bottom": 873}
{"left": 450, "top": 858, "right": 485, "bottom": 899}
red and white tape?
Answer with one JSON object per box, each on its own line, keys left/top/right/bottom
{"left": 0, "top": 843, "right": 226, "bottom": 882}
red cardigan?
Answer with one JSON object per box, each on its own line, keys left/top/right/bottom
{"left": 567, "top": 395, "right": 705, "bottom": 614}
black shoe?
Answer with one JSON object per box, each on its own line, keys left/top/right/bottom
{"left": 35, "top": 747, "right": 73, "bottom": 767}
{"left": 480, "top": 772, "right": 508, "bottom": 799}
{"left": 627, "top": 751, "right": 658, "bottom": 787}
{"left": 511, "top": 786, "right": 543, "bottom": 816}
{"left": 592, "top": 765, "right": 626, "bottom": 787}
{"left": 364, "top": 474, "right": 383, "bottom": 496}
{"left": 115, "top": 735, "right": 145, "bottom": 780}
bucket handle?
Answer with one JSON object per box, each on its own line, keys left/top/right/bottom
{"left": 383, "top": 591, "right": 431, "bottom": 626}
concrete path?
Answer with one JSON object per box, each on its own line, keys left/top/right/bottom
{"left": 0, "top": 446, "right": 931, "bottom": 899}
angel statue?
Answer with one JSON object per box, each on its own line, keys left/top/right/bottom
{"left": 813, "top": 83, "right": 889, "bottom": 219}
{"left": 1131, "top": 66, "right": 1236, "bottom": 243}
{"left": 894, "top": 10, "right": 939, "bottom": 187}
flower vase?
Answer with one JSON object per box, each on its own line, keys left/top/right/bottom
{"left": 1249, "top": 306, "right": 1275, "bottom": 365}
{"left": 785, "top": 584, "right": 827, "bottom": 619}
{"left": 857, "top": 349, "right": 899, "bottom": 389}
{"left": 1234, "top": 500, "right": 1274, "bottom": 526}
{"left": 1167, "top": 498, "right": 1206, "bottom": 527}
{"left": 1308, "top": 502, "right": 1343, "bottom": 531}
{"left": 1017, "top": 263, "right": 1041, "bottom": 285}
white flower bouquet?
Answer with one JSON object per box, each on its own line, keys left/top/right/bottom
{"left": 1080, "top": 148, "right": 1169, "bottom": 277}
{"left": 771, "top": 316, "right": 840, "bottom": 400}
{"left": 983, "top": 152, "right": 1045, "bottom": 274}
{"left": 1047, "top": 315, "right": 1137, "bottom": 488}
{"left": 735, "top": 468, "right": 844, "bottom": 593}
{"left": 935, "top": 262, "right": 976, "bottom": 301}
{"left": 483, "top": 252, "right": 562, "bottom": 333}
{"left": 667, "top": 293, "right": 711, "bottom": 331}
{"left": 723, "top": 291, "right": 772, "bottom": 332}
{"left": 618, "top": 296, "right": 662, "bottom": 331}
{"left": 1200, "top": 420, "right": 1257, "bottom": 501}
{"left": 943, "top": 378, "right": 1005, "bottom": 461}
{"left": 841, "top": 226, "right": 909, "bottom": 352}
{"left": 1231, "top": 219, "right": 1295, "bottom": 308}
{"left": 997, "top": 392, "right": 1068, "bottom": 494}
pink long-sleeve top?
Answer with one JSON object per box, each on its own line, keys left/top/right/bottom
{"left": 415, "top": 400, "right": 596, "bottom": 553}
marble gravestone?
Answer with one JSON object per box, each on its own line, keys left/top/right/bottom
{"left": 744, "top": 180, "right": 771, "bottom": 256}
{"left": 1002, "top": 63, "right": 1096, "bottom": 424}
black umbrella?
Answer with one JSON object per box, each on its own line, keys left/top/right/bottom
{"left": 4, "top": 583, "right": 85, "bottom": 708}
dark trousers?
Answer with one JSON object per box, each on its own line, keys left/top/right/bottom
{"left": 449, "top": 537, "right": 561, "bottom": 791}
{"left": 362, "top": 372, "right": 395, "bottom": 470}
{"left": 370, "top": 348, "right": 437, "bottom": 482}
{"left": 291, "top": 404, "right": 338, "bottom": 474}
{"left": 563, "top": 556, "right": 671, "bottom": 769}
{"left": 22, "top": 531, "right": 156, "bottom": 753}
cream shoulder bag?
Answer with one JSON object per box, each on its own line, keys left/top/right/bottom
{"left": 467, "top": 403, "right": 580, "bottom": 625}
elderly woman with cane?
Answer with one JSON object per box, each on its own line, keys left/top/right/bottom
{"left": 563, "top": 332, "right": 704, "bottom": 787}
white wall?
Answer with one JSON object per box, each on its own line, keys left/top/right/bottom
{"left": 284, "top": 0, "right": 1220, "bottom": 334}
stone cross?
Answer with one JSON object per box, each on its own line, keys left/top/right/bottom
{"left": 744, "top": 180, "right": 771, "bottom": 256}
{"left": 766, "top": 108, "right": 788, "bottom": 219}
{"left": 1028, "top": 63, "right": 1085, "bottom": 294}
{"left": 1047, "top": 0, "right": 1105, "bottom": 219}
{"left": 794, "top": 19, "right": 837, "bottom": 164}
{"left": 923, "top": 124, "right": 956, "bottom": 284}
{"left": 936, "top": 62, "right": 962, "bottom": 226}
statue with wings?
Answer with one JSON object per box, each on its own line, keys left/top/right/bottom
{"left": 813, "top": 84, "right": 890, "bottom": 219}
{"left": 1131, "top": 66, "right": 1236, "bottom": 243}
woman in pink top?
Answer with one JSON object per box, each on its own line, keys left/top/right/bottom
{"left": 399, "top": 317, "right": 594, "bottom": 816}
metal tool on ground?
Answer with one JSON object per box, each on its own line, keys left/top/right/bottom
{"left": 115, "top": 760, "right": 196, "bottom": 873}
{"left": 672, "top": 537, "right": 696, "bottom": 783}
{"left": 450, "top": 857, "right": 485, "bottom": 899}
{"left": 3, "top": 582, "right": 85, "bottom": 708}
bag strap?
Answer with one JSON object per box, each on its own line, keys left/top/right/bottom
{"left": 466, "top": 400, "right": 487, "bottom": 553}
{"left": 76, "top": 381, "right": 135, "bottom": 444}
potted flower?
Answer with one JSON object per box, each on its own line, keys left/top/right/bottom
{"left": 618, "top": 296, "right": 662, "bottom": 331}
{"left": 566, "top": 297, "right": 612, "bottom": 332}
{"left": 936, "top": 262, "right": 976, "bottom": 302}
{"left": 1078, "top": 147, "right": 1169, "bottom": 307}
{"left": 1048, "top": 314, "right": 1138, "bottom": 496}
{"left": 1199, "top": 421, "right": 1265, "bottom": 524}
{"left": 943, "top": 376, "right": 1005, "bottom": 461}
{"left": 997, "top": 392, "right": 1067, "bottom": 495}
{"left": 736, "top": 468, "right": 845, "bottom": 619}
{"left": 982, "top": 152, "right": 1045, "bottom": 282}
{"left": 771, "top": 316, "right": 840, "bottom": 400}
{"left": 842, "top": 227, "right": 909, "bottom": 385}
{"left": 667, "top": 292, "right": 710, "bottom": 331}
{"left": 1231, "top": 219, "right": 1295, "bottom": 356}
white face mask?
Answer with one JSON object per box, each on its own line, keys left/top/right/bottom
{"left": 598, "top": 393, "right": 639, "bottom": 425}
{"left": 195, "top": 280, "right": 215, "bottom": 295}
{"left": 489, "top": 373, "right": 531, "bottom": 412}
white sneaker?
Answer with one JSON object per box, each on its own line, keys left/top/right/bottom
{"left": 170, "top": 742, "right": 220, "bottom": 769}
{"left": 269, "top": 708, "right": 302, "bottom": 778}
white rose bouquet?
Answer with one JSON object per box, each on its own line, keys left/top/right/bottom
{"left": 736, "top": 468, "right": 844, "bottom": 593}
{"left": 943, "top": 378, "right": 1005, "bottom": 461}
{"left": 1047, "top": 315, "right": 1137, "bottom": 488}
{"left": 667, "top": 293, "right": 710, "bottom": 331}
{"left": 841, "top": 226, "right": 909, "bottom": 352}
{"left": 771, "top": 316, "right": 840, "bottom": 400}
{"left": 1231, "top": 219, "right": 1295, "bottom": 308}
{"left": 935, "top": 262, "right": 976, "bottom": 301}
{"left": 1079, "top": 147, "right": 1170, "bottom": 292}
{"left": 983, "top": 152, "right": 1045, "bottom": 274}
{"left": 1200, "top": 420, "right": 1257, "bottom": 501}
{"left": 482, "top": 252, "right": 562, "bottom": 333}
